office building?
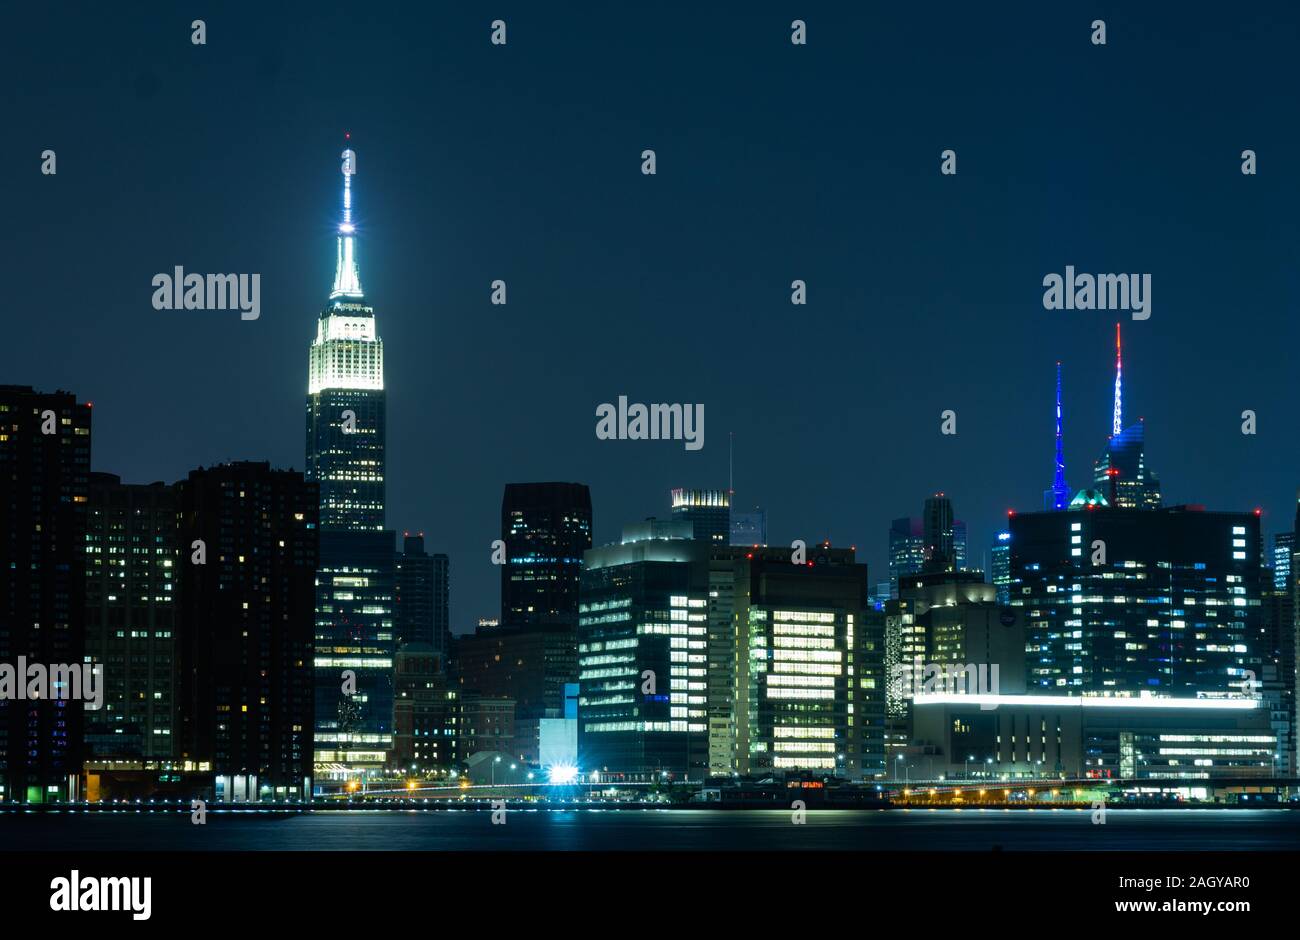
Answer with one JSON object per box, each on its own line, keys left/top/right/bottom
{"left": 732, "top": 545, "right": 882, "bottom": 780}
{"left": 577, "top": 522, "right": 711, "bottom": 781}
{"left": 500, "top": 482, "right": 592, "bottom": 628}
{"left": 314, "top": 530, "right": 396, "bottom": 774}
{"left": 1008, "top": 504, "right": 1265, "bottom": 697}
{"left": 888, "top": 517, "right": 925, "bottom": 598}
{"left": 912, "top": 694, "right": 1275, "bottom": 786}
{"left": 671, "top": 488, "right": 730, "bottom": 545}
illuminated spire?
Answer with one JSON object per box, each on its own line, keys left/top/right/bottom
{"left": 1052, "top": 362, "right": 1068, "bottom": 510}
{"left": 330, "top": 141, "right": 364, "bottom": 301}
{"left": 1112, "top": 322, "right": 1123, "bottom": 437}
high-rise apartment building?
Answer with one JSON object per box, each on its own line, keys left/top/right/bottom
{"left": 85, "top": 474, "right": 178, "bottom": 761}
{"left": 395, "top": 533, "right": 450, "bottom": 656}
{"left": 0, "top": 386, "right": 92, "bottom": 803}
{"left": 177, "top": 462, "right": 318, "bottom": 801}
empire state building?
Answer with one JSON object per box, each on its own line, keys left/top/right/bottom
{"left": 306, "top": 145, "right": 395, "bottom": 778}
{"left": 306, "top": 146, "right": 385, "bottom": 529}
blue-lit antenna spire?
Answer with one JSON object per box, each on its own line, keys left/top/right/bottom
{"left": 1112, "top": 322, "right": 1122, "bottom": 437}
{"left": 330, "top": 136, "right": 364, "bottom": 301}
{"left": 1052, "top": 362, "right": 1069, "bottom": 510}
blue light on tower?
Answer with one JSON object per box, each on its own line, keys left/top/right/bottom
{"left": 1045, "top": 362, "right": 1069, "bottom": 511}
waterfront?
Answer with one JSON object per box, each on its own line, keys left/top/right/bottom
{"left": 1, "top": 808, "right": 1296, "bottom": 852}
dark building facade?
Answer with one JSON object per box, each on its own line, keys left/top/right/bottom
{"left": 922, "top": 493, "right": 955, "bottom": 572}
{"left": 392, "top": 644, "right": 455, "bottom": 773}
{"left": 730, "top": 506, "right": 767, "bottom": 547}
{"left": 85, "top": 474, "right": 178, "bottom": 761}
{"left": 0, "top": 386, "right": 92, "bottom": 803}
{"left": 177, "top": 462, "right": 318, "bottom": 801}
{"left": 456, "top": 691, "right": 516, "bottom": 760}
{"left": 500, "top": 482, "right": 592, "bottom": 628}
{"left": 452, "top": 624, "right": 577, "bottom": 764}
{"left": 395, "top": 533, "right": 450, "bottom": 656}
{"left": 1009, "top": 505, "right": 1265, "bottom": 697}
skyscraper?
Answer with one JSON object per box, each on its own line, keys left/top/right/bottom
{"left": 395, "top": 533, "right": 450, "bottom": 657}
{"left": 85, "top": 474, "right": 178, "bottom": 761}
{"left": 0, "top": 386, "right": 92, "bottom": 803}
{"left": 670, "top": 488, "right": 730, "bottom": 544}
{"left": 177, "top": 462, "right": 318, "bottom": 802}
{"left": 922, "top": 493, "right": 955, "bottom": 572}
{"left": 305, "top": 145, "right": 396, "bottom": 778}
{"left": 888, "top": 517, "right": 925, "bottom": 597}
{"left": 306, "top": 145, "right": 385, "bottom": 532}
{"left": 577, "top": 523, "right": 710, "bottom": 780}
{"left": 500, "top": 482, "right": 592, "bottom": 628}
{"left": 1093, "top": 324, "right": 1161, "bottom": 509}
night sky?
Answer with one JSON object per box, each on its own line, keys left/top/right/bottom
{"left": 8, "top": 2, "right": 1300, "bottom": 631}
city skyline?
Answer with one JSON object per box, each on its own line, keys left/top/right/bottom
{"left": 4, "top": 7, "right": 1299, "bottom": 919}
{"left": 10, "top": 5, "right": 1300, "bottom": 634}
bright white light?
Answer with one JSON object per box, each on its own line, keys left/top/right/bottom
{"left": 548, "top": 764, "right": 579, "bottom": 784}
{"left": 914, "top": 693, "right": 1257, "bottom": 711}
{"left": 340, "top": 223, "right": 355, "bottom": 234}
